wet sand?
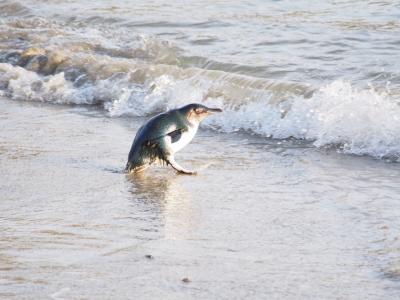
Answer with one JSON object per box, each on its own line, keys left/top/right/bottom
{"left": 1, "top": 98, "right": 400, "bottom": 299}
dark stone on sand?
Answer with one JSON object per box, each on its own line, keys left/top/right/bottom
{"left": 145, "top": 254, "right": 153, "bottom": 259}
{"left": 181, "top": 277, "right": 190, "bottom": 283}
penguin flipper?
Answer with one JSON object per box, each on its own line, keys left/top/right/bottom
{"left": 166, "top": 155, "right": 197, "bottom": 175}
{"left": 167, "top": 129, "right": 183, "bottom": 143}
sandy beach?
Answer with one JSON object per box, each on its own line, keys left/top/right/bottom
{"left": 2, "top": 97, "right": 400, "bottom": 299}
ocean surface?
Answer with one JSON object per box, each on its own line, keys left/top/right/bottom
{"left": 1, "top": 0, "right": 400, "bottom": 299}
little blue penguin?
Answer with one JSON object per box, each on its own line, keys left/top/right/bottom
{"left": 126, "top": 103, "right": 222, "bottom": 174}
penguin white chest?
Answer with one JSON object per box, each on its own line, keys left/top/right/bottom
{"left": 169, "top": 124, "right": 198, "bottom": 153}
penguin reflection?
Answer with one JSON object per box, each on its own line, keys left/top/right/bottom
{"left": 127, "top": 171, "right": 198, "bottom": 240}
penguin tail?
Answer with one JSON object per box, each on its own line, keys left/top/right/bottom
{"left": 125, "top": 161, "right": 149, "bottom": 174}
{"left": 125, "top": 161, "right": 132, "bottom": 172}
{"left": 125, "top": 152, "right": 150, "bottom": 173}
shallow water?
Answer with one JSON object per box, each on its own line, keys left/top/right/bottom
{"left": 1, "top": 0, "right": 400, "bottom": 299}
{"left": 2, "top": 98, "right": 400, "bottom": 299}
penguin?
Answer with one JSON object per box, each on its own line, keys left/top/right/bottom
{"left": 126, "top": 103, "right": 222, "bottom": 175}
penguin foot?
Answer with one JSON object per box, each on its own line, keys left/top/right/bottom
{"left": 167, "top": 156, "right": 197, "bottom": 175}
{"left": 177, "top": 169, "right": 197, "bottom": 175}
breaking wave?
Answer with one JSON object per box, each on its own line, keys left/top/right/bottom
{"left": 1, "top": 60, "right": 400, "bottom": 160}
{"left": 1, "top": 11, "right": 400, "bottom": 161}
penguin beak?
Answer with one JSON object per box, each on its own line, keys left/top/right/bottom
{"left": 206, "top": 107, "right": 223, "bottom": 114}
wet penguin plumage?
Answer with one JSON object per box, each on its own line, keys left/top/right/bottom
{"left": 126, "top": 103, "right": 222, "bottom": 174}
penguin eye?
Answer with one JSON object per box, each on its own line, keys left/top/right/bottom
{"left": 195, "top": 108, "right": 205, "bottom": 114}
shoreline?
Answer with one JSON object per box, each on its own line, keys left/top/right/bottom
{"left": 1, "top": 97, "right": 400, "bottom": 299}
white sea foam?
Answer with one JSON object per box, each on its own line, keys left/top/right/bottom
{"left": 1, "top": 62, "right": 400, "bottom": 159}
{"left": 0, "top": 63, "right": 73, "bottom": 103}
{"left": 205, "top": 80, "right": 400, "bottom": 159}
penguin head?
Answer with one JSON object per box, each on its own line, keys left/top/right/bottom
{"left": 179, "top": 103, "right": 222, "bottom": 124}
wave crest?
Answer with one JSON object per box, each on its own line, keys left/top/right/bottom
{"left": 205, "top": 80, "right": 400, "bottom": 159}
{"left": 1, "top": 60, "right": 400, "bottom": 160}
